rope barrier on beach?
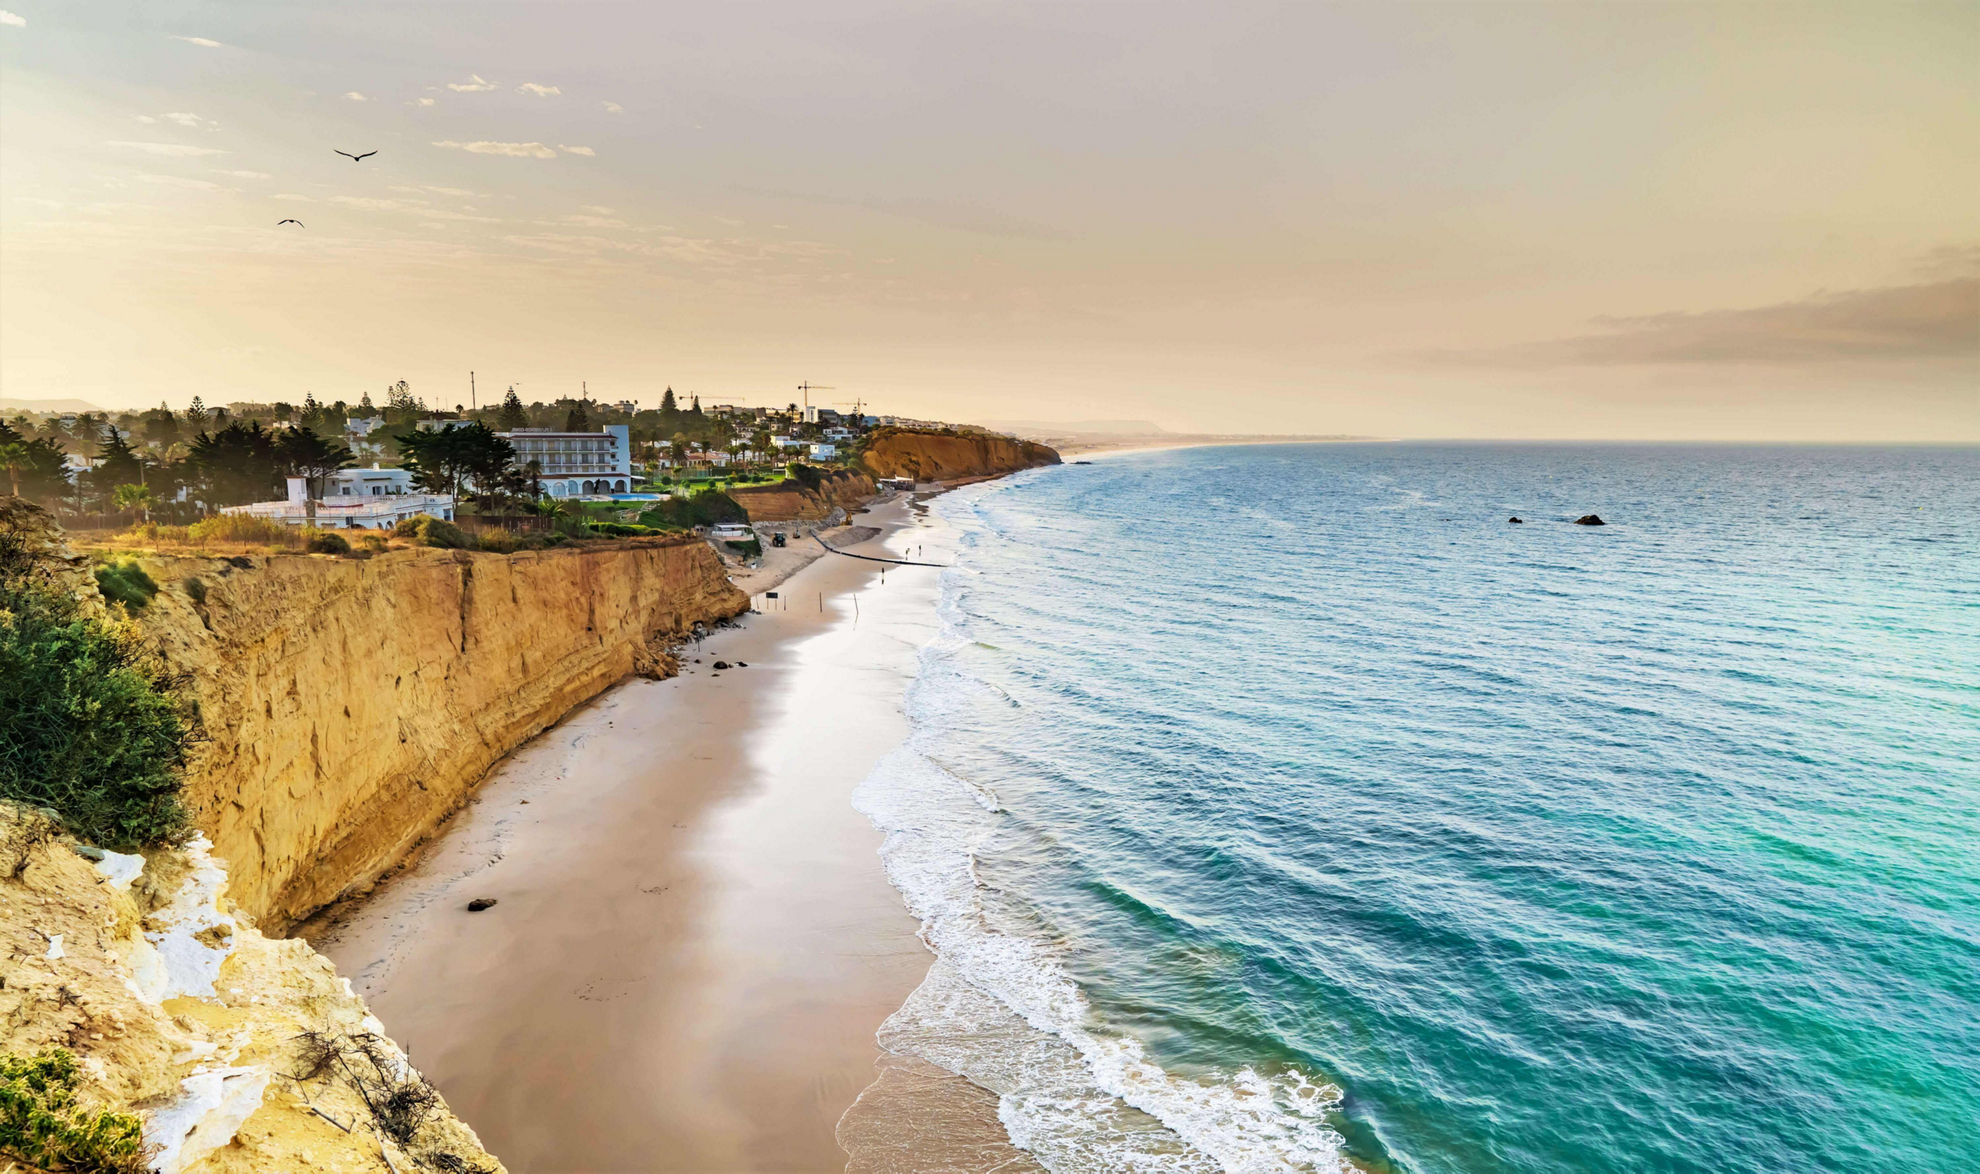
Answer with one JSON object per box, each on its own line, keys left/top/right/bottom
{"left": 812, "top": 536, "right": 950, "bottom": 568}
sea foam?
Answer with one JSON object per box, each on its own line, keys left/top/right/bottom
{"left": 853, "top": 490, "right": 1352, "bottom": 1174}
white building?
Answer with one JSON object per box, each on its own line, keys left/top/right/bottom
{"left": 769, "top": 435, "right": 805, "bottom": 450}
{"left": 809, "top": 442, "right": 837, "bottom": 460}
{"left": 497, "top": 424, "right": 634, "bottom": 497}
{"left": 223, "top": 477, "right": 454, "bottom": 529}
{"left": 326, "top": 465, "right": 414, "bottom": 497}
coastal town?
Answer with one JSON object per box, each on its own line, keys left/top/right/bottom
{"left": 0, "top": 384, "right": 973, "bottom": 540}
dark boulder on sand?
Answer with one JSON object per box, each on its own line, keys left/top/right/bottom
{"left": 1574, "top": 514, "right": 1606, "bottom": 526}
{"left": 467, "top": 898, "right": 498, "bottom": 912}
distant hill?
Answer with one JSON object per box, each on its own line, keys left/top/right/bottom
{"left": 0, "top": 397, "right": 107, "bottom": 414}
{"left": 979, "top": 419, "right": 1171, "bottom": 436}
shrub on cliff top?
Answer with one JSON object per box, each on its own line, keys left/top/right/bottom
{"left": 303, "top": 527, "right": 350, "bottom": 555}
{"left": 636, "top": 488, "right": 747, "bottom": 532}
{"left": 187, "top": 513, "right": 297, "bottom": 547}
{"left": 391, "top": 515, "right": 471, "bottom": 549}
{"left": 1, "top": 560, "right": 192, "bottom": 850}
{"left": 92, "top": 559, "right": 158, "bottom": 611}
{"left": 0, "top": 1049, "right": 151, "bottom": 1174}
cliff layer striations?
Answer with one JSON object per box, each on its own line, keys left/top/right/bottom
{"left": 134, "top": 538, "right": 747, "bottom": 931}
{"left": 728, "top": 468, "right": 877, "bottom": 522}
{"left": 857, "top": 428, "right": 1061, "bottom": 482}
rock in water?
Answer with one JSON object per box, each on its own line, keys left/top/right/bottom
{"left": 467, "top": 898, "right": 498, "bottom": 912}
{"left": 1574, "top": 514, "right": 1606, "bottom": 525}
{"left": 1508, "top": 517, "right": 1524, "bottom": 524}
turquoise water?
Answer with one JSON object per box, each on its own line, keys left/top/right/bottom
{"left": 859, "top": 444, "right": 1980, "bottom": 1174}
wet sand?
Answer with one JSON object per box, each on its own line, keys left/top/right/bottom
{"left": 310, "top": 498, "right": 970, "bottom": 1172}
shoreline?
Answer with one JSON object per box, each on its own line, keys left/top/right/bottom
{"left": 310, "top": 493, "right": 978, "bottom": 1170}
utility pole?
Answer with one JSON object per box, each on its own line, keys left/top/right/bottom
{"left": 470, "top": 371, "right": 476, "bottom": 412}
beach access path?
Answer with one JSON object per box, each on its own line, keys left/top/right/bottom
{"left": 309, "top": 496, "right": 980, "bottom": 1171}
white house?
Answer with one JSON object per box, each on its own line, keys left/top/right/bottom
{"left": 809, "top": 442, "right": 837, "bottom": 460}
{"left": 222, "top": 477, "right": 454, "bottom": 529}
{"left": 326, "top": 465, "right": 414, "bottom": 497}
{"left": 769, "top": 435, "right": 805, "bottom": 450}
{"left": 497, "top": 423, "right": 634, "bottom": 497}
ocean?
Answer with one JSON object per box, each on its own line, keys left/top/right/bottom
{"left": 853, "top": 443, "right": 1980, "bottom": 1174}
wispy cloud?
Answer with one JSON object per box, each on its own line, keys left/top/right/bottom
{"left": 161, "top": 112, "right": 213, "bottom": 129}
{"left": 411, "top": 97, "right": 436, "bottom": 107}
{"left": 581, "top": 205, "right": 616, "bottom": 215}
{"left": 517, "top": 82, "right": 561, "bottom": 98}
{"left": 1, "top": 11, "right": 26, "bottom": 28}
{"left": 168, "top": 35, "right": 223, "bottom": 48}
{"left": 14, "top": 197, "right": 63, "bottom": 208}
{"left": 559, "top": 215, "right": 627, "bottom": 228}
{"left": 1428, "top": 276, "right": 1980, "bottom": 367}
{"left": 391, "top": 184, "right": 482, "bottom": 198}
{"left": 272, "top": 193, "right": 315, "bottom": 201}
{"left": 331, "top": 194, "right": 501, "bottom": 222}
{"left": 432, "top": 140, "right": 557, "bottom": 158}
{"left": 344, "top": 92, "right": 369, "bottom": 102}
{"left": 108, "top": 141, "right": 228, "bottom": 157}
{"left": 557, "top": 144, "right": 595, "bottom": 157}
{"left": 138, "top": 173, "right": 225, "bottom": 191}
{"left": 446, "top": 74, "right": 497, "bottom": 92}
{"left": 601, "top": 101, "right": 623, "bottom": 114}
{"left": 213, "top": 169, "right": 271, "bottom": 179}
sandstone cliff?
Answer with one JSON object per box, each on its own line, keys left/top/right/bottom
{"left": 729, "top": 468, "right": 877, "bottom": 522}
{"left": 131, "top": 538, "right": 747, "bottom": 931}
{"left": 857, "top": 428, "right": 1061, "bottom": 482}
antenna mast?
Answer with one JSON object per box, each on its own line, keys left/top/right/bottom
{"left": 470, "top": 371, "right": 476, "bottom": 412}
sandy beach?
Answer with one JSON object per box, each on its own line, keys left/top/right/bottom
{"left": 310, "top": 496, "right": 1007, "bottom": 1172}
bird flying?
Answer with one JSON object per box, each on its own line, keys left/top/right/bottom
{"left": 334, "top": 150, "right": 377, "bottom": 162}
{"left": 277, "top": 219, "right": 304, "bottom": 227}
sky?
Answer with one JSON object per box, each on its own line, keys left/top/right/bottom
{"left": 1, "top": 1, "right": 1974, "bottom": 440}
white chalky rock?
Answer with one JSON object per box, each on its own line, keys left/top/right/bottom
{"left": 95, "top": 849, "right": 146, "bottom": 890}
{"left": 144, "top": 1065, "right": 271, "bottom": 1174}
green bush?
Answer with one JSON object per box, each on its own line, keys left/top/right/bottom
{"left": 636, "top": 488, "right": 747, "bottom": 531}
{"left": 303, "top": 528, "right": 350, "bottom": 555}
{"left": 0, "top": 1049, "right": 150, "bottom": 1174}
{"left": 0, "top": 570, "right": 191, "bottom": 850}
{"left": 91, "top": 560, "right": 158, "bottom": 611}
{"left": 391, "top": 515, "right": 471, "bottom": 549}
{"left": 725, "top": 538, "right": 763, "bottom": 558}
{"left": 586, "top": 521, "right": 659, "bottom": 537}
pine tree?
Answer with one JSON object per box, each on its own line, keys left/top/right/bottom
{"left": 497, "top": 387, "right": 528, "bottom": 431}
{"left": 564, "top": 399, "right": 591, "bottom": 432}
{"left": 186, "top": 396, "right": 208, "bottom": 430}
{"left": 659, "top": 387, "right": 677, "bottom": 413}
{"left": 358, "top": 390, "right": 376, "bottom": 416}
{"left": 301, "top": 391, "right": 323, "bottom": 429}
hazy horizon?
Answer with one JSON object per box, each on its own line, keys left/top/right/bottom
{"left": 3, "top": 2, "right": 1974, "bottom": 441}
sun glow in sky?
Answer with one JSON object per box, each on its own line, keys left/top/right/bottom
{"left": 1, "top": 2, "right": 1974, "bottom": 439}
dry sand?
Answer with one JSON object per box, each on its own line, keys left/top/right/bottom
{"left": 311, "top": 496, "right": 1017, "bottom": 1172}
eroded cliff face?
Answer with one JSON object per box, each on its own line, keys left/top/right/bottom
{"left": 858, "top": 428, "right": 1060, "bottom": 482}
{"left": 0, "top": 805, "right": 504, "bottom": 1174}
{"left": 132, "top": 539, "right": 747, "bottom": 931}
{"left": 729, "top": 469, "right": 877, "bottom": 521}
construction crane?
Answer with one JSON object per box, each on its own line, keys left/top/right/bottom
{"left": 797, "top": 381, "right": 834, "bottom": 412}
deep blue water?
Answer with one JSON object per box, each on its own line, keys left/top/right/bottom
{"left": 863, "top": 443, "right": 1980, "bottom": 1174}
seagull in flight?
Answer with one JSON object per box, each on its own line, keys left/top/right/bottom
{"left": 277, "top": 219, "right": 304, "bottom": 227}
{"left": 335, "top": 149, "right": 377, "bottom": 162}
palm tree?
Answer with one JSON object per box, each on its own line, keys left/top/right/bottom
{"left": 0, "top": 442, "right": 26, "bottom": 496}
{"left": 112, "top": 483, "right": 153, "bottom": 524}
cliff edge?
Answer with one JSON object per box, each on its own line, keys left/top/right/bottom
{"left": 857, "top": 427, "right": 1061, "bottom": 482}
{"left": 132, "top": 538, "right": 748, "bottom": 932}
